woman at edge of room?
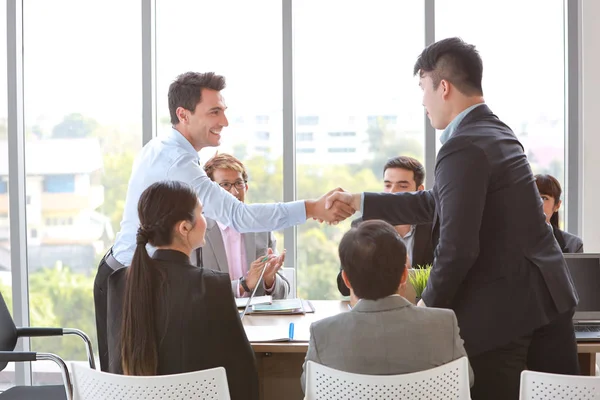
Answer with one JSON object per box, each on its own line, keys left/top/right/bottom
{"left": 106, "top": 180, "right": 258, "bottom": 400}
{"left": 535, "top": 174, "right": 583, "bottom": 253}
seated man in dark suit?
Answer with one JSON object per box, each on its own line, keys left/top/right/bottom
{"left": 302, "top": 220, "right": 473, "bottom": 393}
{"left": 194, "top": 153, "right": 289, "bottom": 299}
{"left": 337, "top": 156, "right": 434, "bottom": 296}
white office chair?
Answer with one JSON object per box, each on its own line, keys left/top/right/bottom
{"left": 72, "top": 364, "right": 231, "bottom": 400}
{"left": 281, "top": 267, "right": 296, "bottom": 298}
{"left": 519, "top": 370, "right": 600, "bottom": 399}
{"left": 305, "top": 357, "right": 471, "bottom": 400}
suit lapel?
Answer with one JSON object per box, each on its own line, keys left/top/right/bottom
{"left": 205, "top": 219, "right": 229, "bottom": 274}
{"left": 412, "top": 225, "right": 427, "bottom": 267}
{"left": 243, "top": 232, "right": 256, "bottom": 272}
{"left": 412, "top": 223, "right": 435, "bottom": 268}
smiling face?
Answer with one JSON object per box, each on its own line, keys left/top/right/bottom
{"left": 212, "top": 168, "right": 248, "bottom": 203}
{"left": 187, "top": 202, "right": 207, "bottom": 248}
{"left": 540, "top": 193, "right": 561, "bottom": 225}
{"left": 174, "top": 201, "right": 207, "bottom": 252}
{"left": 176, "top": 88, "right": 229, "bottom": 151}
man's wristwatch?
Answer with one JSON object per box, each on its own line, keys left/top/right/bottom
{"left": 239, "top": 276, "right": 251, "bottom": 293}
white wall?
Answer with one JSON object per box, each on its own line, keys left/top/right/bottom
{"left": 582, "top": 0, "right": 600, "bottom": 251}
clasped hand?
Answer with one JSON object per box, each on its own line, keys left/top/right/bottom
{"left": 309, "top": 188, "right": 359, "bottom": 225}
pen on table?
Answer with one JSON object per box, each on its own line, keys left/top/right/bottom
{"left": 289, "top": 322, "right": 294, "bottom": 340}
{"left": 347, "top": 303, "right": 352, "bottom": 311}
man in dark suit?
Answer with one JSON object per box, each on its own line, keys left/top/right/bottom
{"left": 326, "top": 37, "right": 579, "bottom": 400}
{"left": 337, "top": 156, "right": 434, "bottom": 296}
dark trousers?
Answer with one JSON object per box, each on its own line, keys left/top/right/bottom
{"left": 469, "top": 309, "right": 579, "bottom": 400}
{"left": 93, "top": 256, "right": 114, "bottom": 372}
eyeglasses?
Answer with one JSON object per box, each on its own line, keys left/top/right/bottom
{"left": 219, "top": 180, "right": 246, "bottom": 191}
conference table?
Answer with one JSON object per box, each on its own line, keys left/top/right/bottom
{"left": 242, "top": 300, "right": 599, "bottom": 400}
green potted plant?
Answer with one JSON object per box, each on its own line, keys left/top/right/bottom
{"left": 409, "top": 264, "right": 432, "bottom": 303}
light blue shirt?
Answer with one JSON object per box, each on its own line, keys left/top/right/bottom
{"left": 439, "top": 103, "right": 486, "bottom": 145}
{"left": 401, "top": 225, "right": 416, "bottom": 266}
{"left": 360, "top": 103, "right": 486, "bottom": 213}
{"left": 112, "top": 128, "right": 306, "bottom": 266}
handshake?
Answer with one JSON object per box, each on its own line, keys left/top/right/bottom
{"left": 305, "top": 188, "right": 362, "bottom": 225}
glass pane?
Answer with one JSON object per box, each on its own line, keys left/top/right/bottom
{"left": 156, "top": 1, "right": 284, "bottom": 242}
{"left": 436, "top": 0, "right": 565, "bottom": 225}
{"left": 23, "top": 0, "right": 142, "bottom": 385}
{"left": 0, "top": 2, "right": 13, "bottom": 391}
{"left": 295, "top": 0, "right": 425, "bottom": 299}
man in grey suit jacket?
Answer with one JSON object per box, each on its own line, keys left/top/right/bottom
{"left": 326, "top": 38, "right": 579, "bottom": 400}
{"left": 301, "top": 220, "right": 473, "bottom": 393}
{"left": 194, "top": 153, "right": 289, "bottom": 299}
{"left": 196, "top": 217, "right": 289, "bottom": 298}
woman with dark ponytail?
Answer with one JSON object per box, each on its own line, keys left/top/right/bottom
{"left": 534, "top": 174, "right": 583, "bottom": 253}
{"left": 106, "top": 180, "right": 258, "bottom": 400}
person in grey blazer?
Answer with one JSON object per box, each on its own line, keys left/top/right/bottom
{"left": 535, "top": 174, "right": 584, "bottom": 253}
{"left": 326, "top": 38, "right": 579, "bottom": 400}
{"left": 301, "top": 220, "right": 474, "bottom": 394}
{"left": 193, "top": 153, "right": 289, "bottom": 299}
{"left": 197, "top": 218, "right": 289, "bottom": 298}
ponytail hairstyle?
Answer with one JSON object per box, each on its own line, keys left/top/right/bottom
{"left": 121, "top": 180, "right": 198, "bottom": 375}
{"left": 534, "top": 174, "right": 562, "bottom": 229}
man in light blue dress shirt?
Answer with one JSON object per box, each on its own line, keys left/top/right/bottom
{"left": 94, "top": 71, "right": 355, "bottom": 371}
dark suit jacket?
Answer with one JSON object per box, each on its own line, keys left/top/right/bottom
{"left": 106, "top": 249, "right": 258, "bottom": 400}
{"left": 553, "top": 225, "right": 584, "bottom": 253}
{"left": 362, "top": 104, "right": 578, "bottom": 356}
{"left": 337, "top": 218, "right": 434, "bottom": 296}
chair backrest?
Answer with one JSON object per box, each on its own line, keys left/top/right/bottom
{"left": 305, "top": 357, "right": 471, "bottom": 400}
{"left": 0, "top": 291, "right": 17, "bottom": 371}
{"left": 519, "top": 370, "right": 600, "bottom": 399}
{"left": 281, "top": 267, "right": 296, "bottom": 298}
{"left": 72, "top": 364, "right": 231, "bottom": 400}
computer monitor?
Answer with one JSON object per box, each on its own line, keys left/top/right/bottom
{"left": 563, "top": 253, "right": 600, "bottom": 321}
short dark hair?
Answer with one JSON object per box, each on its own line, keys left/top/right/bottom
{"left": 413, "top": 37, "right": 483, "bottom": 96}
{"left": 168, "top": 72, "right": 226, "bottom": 125}
{"left": 534, "top": 174, "right": 562, "bottom": 229}
{"left": 339, "top": 220, "right": 407, "bottom": 300}
{"left": 383, "top": 156, "right": 425, "bottom": 188}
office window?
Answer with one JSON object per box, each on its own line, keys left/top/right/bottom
{"left": 368, "top": 115, "right": 398, "bottom": 126}
{"left": 156, "top": 0, "right": 284, "bottom": 241}
{"left": 295, "top": 0, "right": 425, "bottom": 299}
{"left": 297, "top": 132, "right": 314, "bottom": 142}
{"left": 328, "top": 148, "right": 356, "bottom": 153}
{"left": 0, "top": 2, "right": 11, "bottom": 391}
{"left": 297, "top": 116, "right": 319, "bottom": 126}
{"left": 43, "top": 175, "right": 75, "bottom": 193}
{"left": 255, "top": 131, "right": 271, "bottom": 141}
{"left": 436, "top": 0, "right": 565, "bottom": 224}
{"left": 255, "top": 115, "right": 270, "bottom": 124}
{"left": 328, "top": 131, "right": 357, "bottom": 137}
{"left": 24, "top": 0, "right": 142, "bottom": 385}
{"left": 297, "top": 148, "right": 316, "bottom": 154}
